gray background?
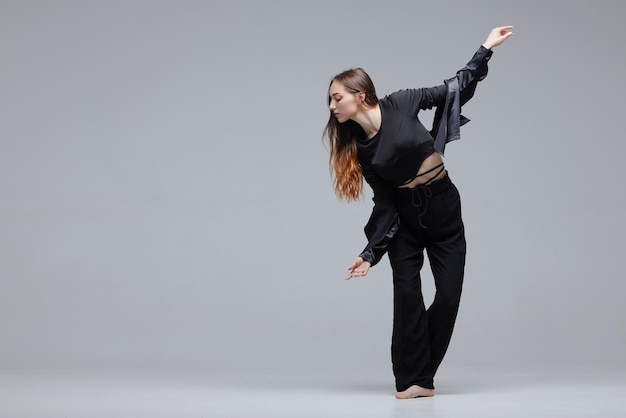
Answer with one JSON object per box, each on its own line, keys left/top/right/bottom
{"left": 1, "top": 0, "right": 625, "bottom": 380}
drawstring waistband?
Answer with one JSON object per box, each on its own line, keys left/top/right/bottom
{"left": 400, "top": 165, "right": 449, "bottom": 229}
{"left": 411, "top": 185, "right": 433, "bottom": 229}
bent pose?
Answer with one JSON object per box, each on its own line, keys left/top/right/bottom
{"left": 324, "top": 26, "right": 512, "bottom": 399}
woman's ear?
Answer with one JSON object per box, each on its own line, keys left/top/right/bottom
{"left": 358, "top": 92, "right": 366, "bottom": 105}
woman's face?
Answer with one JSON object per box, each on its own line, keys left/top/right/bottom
{"left": 328, "top": 81, "right": 359, "bottom": 123}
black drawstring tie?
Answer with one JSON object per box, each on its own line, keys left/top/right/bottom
{"left": 410, "top": 185, "right": 433, "bottom": 229}
{"left": 405, "top": 163, "right": 446, "bottom": 229}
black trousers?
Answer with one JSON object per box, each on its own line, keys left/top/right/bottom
{"left": 387, "top": 173, "right": 466, "bottom": 391}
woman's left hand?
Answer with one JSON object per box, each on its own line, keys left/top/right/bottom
{"left": 482, "top": 26, "right": 514, "bottom": 49}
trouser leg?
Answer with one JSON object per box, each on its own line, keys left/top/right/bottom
{"left": 388, "top": 228, "right": 434, "bottom": 391}
{"left": 388, "top": 175, "right": 466, "bottom": 391}
{"left": 424, "top": 182, "right": 466, "bottom": 373}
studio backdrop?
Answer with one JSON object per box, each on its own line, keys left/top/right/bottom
{"left": 1, "top": 0, "right": 624, "bottom": 374}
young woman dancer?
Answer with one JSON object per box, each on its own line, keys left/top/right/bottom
{"left": 324, "top": 26, "right": 512, "bottom": 399}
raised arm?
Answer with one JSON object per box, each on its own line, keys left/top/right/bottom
{"left": 385, "top": 26, "right": 513, "bottom": 117}
{"left": 431, "top": 26, "right": 513, "bottom": 153}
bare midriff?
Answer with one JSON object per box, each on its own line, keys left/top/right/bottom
{"left": 398, "top": 153, "right": 446, "bottom": 189}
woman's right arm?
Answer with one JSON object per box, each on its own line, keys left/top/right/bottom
{"left": 346, "top": 163, "right": 399, "bottom": 280}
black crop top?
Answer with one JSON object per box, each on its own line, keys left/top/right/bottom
{"left": 357, "top": 88, "right": 443, "bottom": 188}
{"left": 357, "top": 45, "right": 493, "bottom": 266}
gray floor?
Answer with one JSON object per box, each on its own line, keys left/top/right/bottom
{"left": 1, "top": 364, "right": 625, "bottom": 418}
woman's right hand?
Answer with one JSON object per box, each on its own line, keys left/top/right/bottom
{"left": 345, "top": 257, "right": 371, "bottom": 280}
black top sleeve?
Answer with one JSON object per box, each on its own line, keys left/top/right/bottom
{"left": 431, "top": 45, "right": 493, "bottom": 153}
{"left": 384, "top": 85, "right": 447, "bottom": 117}
{"left": 386, "top": 45, "right": 493, "bottom": 118}
{"left": 457, "top": 45, "right": 493, "bottom": 104}
{"left": 358, "top": 163, "right": 399, "bottom": 266}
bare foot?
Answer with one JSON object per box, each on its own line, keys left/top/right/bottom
{"left": 395, "top": 385, "right": 435, "bottom": 399}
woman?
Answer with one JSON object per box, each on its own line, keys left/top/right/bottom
{"left": 324, "top": 26, "right": 512, "bottom": 399}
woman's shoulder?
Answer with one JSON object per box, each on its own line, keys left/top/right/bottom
{"left": 381, "top": 89, "right": 416, "bottom": 103}
{"left": 381, "top": 88, "right": 425, "bottom": 110}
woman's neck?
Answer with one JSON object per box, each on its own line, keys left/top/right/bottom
{"left": 353, "top": 104, "right": 381, "bottom": 139}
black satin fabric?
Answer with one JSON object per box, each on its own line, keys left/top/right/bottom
{"left": 431, "top": 45, "right": 492, "bottom": 154}
{"left": 358, "top": 46, "right": 493, "bottom": 266}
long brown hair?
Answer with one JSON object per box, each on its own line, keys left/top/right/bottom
{"left": 323, "top": 68, "right": 378, "bottom": 201}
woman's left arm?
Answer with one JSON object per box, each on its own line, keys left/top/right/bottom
{"left": 457, "top": 26, "right": 513, "bottom": 104}
{"left": 431, "top": 26, "right": 513, "bottom": 153}
{"left": 388, "top": 26, "right": 513, "bottom": 116}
